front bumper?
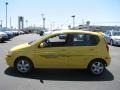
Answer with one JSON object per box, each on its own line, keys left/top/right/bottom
{"left": 6, "top": 55, "right": 15, "bottom": 67}
{"left": 1, "top": 36, "right": 8, "bottom": 41}
{"left": 114, "top": 40, "right": 120, "bottom": 45}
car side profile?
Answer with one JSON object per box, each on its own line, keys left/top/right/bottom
{"left": 6, "top": 30, "right": 111, "bottom": 75}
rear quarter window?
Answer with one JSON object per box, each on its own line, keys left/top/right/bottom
{"left": 73, "top": 34, "right": 99, "bottom": 46}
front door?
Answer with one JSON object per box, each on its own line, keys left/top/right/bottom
{"left": 35, "top": 34, "right": 70, "bottom": 68}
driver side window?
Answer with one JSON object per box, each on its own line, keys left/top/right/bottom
{"left": 42, "top": 34, "right": 67, "bottom": 47}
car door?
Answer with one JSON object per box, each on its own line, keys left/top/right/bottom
{"left": 66, "top": 34, "right": 98, "bottom": 68}
{"left": 35, "top": 34, "right": 70, "bottom": 68}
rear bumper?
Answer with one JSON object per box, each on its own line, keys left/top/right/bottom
{"left": 105, "top": 57, "right": 111, "bottom": 66}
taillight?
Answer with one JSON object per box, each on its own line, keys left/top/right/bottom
{"left": 106, "top": 44, "right": 109, "bottom": 52}
{"left": 103, "top": 35, "right": 109, "bottom": 52}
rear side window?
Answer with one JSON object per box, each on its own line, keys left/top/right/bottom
{"left": 73, "top": 34, "right": 99, "bottom": 46}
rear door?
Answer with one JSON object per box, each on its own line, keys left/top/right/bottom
{"left": 66, "top": 34, "right": 99, "bottom": 68}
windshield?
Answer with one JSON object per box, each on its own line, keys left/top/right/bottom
{"left": 112, "top": 31, "right": 120, "bottom": 36}
{"left": 28, "top": 35, "right": 47, "bottom": 45}
{"left": 28, "top": 40, "right": 37, "bottom": 45}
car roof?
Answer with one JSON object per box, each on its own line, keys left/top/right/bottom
{"left": 51, "top": 30, "right": 100, "bottom": 36}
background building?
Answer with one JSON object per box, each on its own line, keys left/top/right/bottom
{"left": 18, "top": 16, "right": 24, "bottom": 30}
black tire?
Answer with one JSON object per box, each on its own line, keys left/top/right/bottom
{"left": 110, "top": 40, "right": 114, "bottom": 46}
{"left": 0, "top": 39, "right": 4, "bottom": 43}
{"left": 88, "top": 60, "right": 105, "bottom": 75}
{"left": 15, "top": 57, "right": 34, "bottom": 74}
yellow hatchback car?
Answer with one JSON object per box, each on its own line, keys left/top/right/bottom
{"left": 6, "top": 30, "right": 111, "bottom": 75}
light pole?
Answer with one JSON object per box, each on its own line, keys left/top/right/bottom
{"left": 43, "top": 18, "right": 45, "bottom": 30}
{"left": 41, "top": 14, "right": 46, "bottom": 30}
{"left": 5, "top": 2, "right": 8, "bottom": 28}
{"left": 0, "top": 20, "right": 2, "bottom": 28}
{"left": 71, "top": 15, "right": 75, "bottom": 28}
{"left": 10, "top": 17, "right": 11, "bottom": 29}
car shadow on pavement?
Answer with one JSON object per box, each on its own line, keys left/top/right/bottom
{"left": 114, "top": 45, "right": 120, "bottom": 47}
{"left": 109, "top": 45, "right": 120, "bottom": 47}
{"left": 0, "top": 41, "right": 7, "bottom": 43}
{"left": 5, "top": 68, "right": 114, "bottom": 83}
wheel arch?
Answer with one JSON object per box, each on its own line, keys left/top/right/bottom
{"left": 87, "top": 58, "right": 107, "bottom": 68}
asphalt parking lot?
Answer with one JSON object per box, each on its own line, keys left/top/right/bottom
{"left": 0, "top": 34, "right": 120, "bottom": 90}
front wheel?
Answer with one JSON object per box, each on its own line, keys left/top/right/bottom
{"left": 88, "top": 60, "right": 105, "bottom": 75}
{"left": 110, "top": 40, "right": 114, "bottom": 46}
{"left": 15, "top": 57, "right": 34, "bottom": 74}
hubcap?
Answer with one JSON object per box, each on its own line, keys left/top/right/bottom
{"left": 17, "top": 60, "right": 30, "bottom": 73}
{"left": 91, "top": 61, "right": 104, "bottom": 75}
{"left": 110, "top": 40, "right": 113, "bottom": 45}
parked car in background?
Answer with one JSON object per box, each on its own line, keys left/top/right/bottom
{"left": 104, "top": 30, "right": 120, "bottom": 46}
{"left": 6, "top": 30, "right": 111, "bottom": 75}
{"left": 19, "top": 30, "right": 25, "bottom": 35}
{"left": 0, "top": 31, "right": 8, "bottom": 42}
{"left": 44, "top": 30, "right": 52, "bottom": 35}
{"left": 0, "top": 28, "right": 14, "bottom": 39}
{"left": 40, "top": 30, "right": 52, "bottom": 36}
{"left": 11, "top": 30, "right": 19, "bottom": 36}
{"left": 59, "top": 34, "right": 66, "bottom": 39}
{"left": 39, "top": 30, "right": 44, "bottom": 36}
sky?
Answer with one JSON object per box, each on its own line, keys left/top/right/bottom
{"left": 0, "top": 0, "right": 120, "bottom": 29}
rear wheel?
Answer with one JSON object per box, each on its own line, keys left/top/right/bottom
{"left": 88, "top": 60, "right": 105, "bottom": 75}
{"left": 15, "top": 57, "right": 34, "bottom": 74}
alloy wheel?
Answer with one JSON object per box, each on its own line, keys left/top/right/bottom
{"left": 16, "top": 59, "right": 31, "bottom": 73}
{"left": 89, "top": 61, "right": 105, "bottom": 75}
